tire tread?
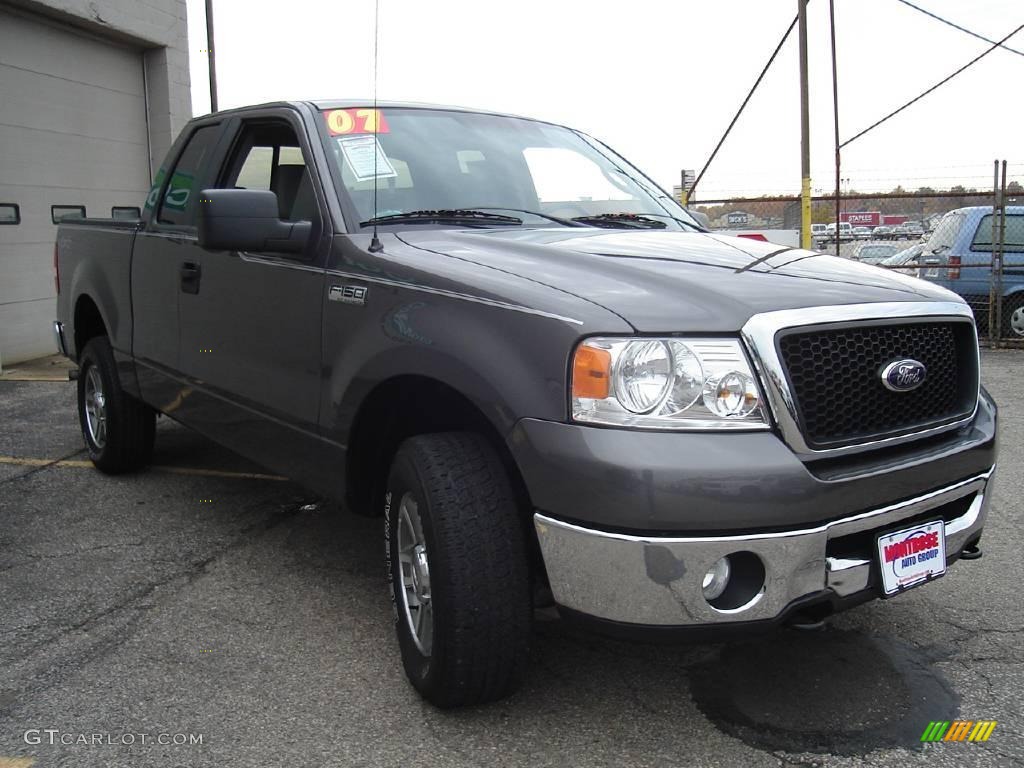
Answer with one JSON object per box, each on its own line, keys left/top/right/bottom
{"left": 394, "top": 432, "right": 531, "bottom": 707}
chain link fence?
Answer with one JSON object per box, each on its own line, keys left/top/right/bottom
{"left": 689, "top": 166, "right": 1023, "bottom": 346}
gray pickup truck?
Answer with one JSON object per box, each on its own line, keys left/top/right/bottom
{"left": 54, "top": 101, "right": 997, "bottom": 707}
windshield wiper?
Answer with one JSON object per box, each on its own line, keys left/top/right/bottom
{"left": 571, "top": 212, "right": 707, "bottom": 232}
{"left": 470, "top": 207, "right": 584, "bottom": 227}
{"left": 571, "top": 213, "right": 669, "bottom": 230}
{"left": 360, "top": 209, "right": 523, "bottom": 227}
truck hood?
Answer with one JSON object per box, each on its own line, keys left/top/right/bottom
{"left": 397, "top": 228, "right": 960, "bottom": 332}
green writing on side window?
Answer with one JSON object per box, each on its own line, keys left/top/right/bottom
{"left": 144, "top": 168, "right": 166, "bottom": 211}
{"left": 163, "top": 171, "right": 195, "bottom": 211}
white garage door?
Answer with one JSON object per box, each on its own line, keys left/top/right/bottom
{"left": 0, "top": 7, "right": 151, "bottom": 366}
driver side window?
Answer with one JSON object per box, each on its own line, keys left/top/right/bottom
{"left": 220, "top": 122, "right": 317, "bottom": 224}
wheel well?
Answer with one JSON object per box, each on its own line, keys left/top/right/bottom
{"left": 345, "top": 375, "right": 533, "bottom": 521}
{"left": 74, "top": 295, "right": 107, "bottom": 360}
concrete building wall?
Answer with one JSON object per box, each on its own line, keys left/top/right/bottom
{"left": 0, "top": 0, "right": 192, "bottom": 366}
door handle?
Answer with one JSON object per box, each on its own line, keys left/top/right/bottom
{"left": 180, "top": 261, "right": 201, "bottom": 294}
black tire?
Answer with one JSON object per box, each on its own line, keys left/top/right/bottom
{"left": 77, "top": 336, "right": 156, "bottom": 474}
{"left": 385, "top": 432, "right": 531, "bottom": 708}
{"left": 1002, "top": 294, "right": 1024, "bottom": 339}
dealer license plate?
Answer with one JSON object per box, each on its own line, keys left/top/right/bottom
{"left": 876, "top": 520, "right": 946, "bottom": 596}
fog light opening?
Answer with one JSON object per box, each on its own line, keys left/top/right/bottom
{"left": 702, "top": 557, "right": 732, "bottom": 601}
{"left": 705, "top": 551, "right": 766, "bottom": 612}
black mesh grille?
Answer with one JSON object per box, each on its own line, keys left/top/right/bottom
{"left": 777, "top": 321, "right": 977, "bottom": 448}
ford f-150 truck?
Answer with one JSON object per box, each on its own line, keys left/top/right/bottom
{"left": 54, "top": 101, "right": 997, "bottom": 708}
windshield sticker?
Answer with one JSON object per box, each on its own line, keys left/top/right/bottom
{"left": 324, "top": 108, "right": 390, "bottom": 136}
{"left": 337, "top": 135, "right": 397, "bottom": 182}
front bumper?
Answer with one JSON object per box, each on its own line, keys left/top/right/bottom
{"left": 535, "top": 467, "right": 993, "bottom": 626}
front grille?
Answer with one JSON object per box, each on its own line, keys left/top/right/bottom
{"left": 777, "top": 320, "right": 977, "bottom": 448}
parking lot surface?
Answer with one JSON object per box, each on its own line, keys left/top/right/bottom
{"left": 0, "top": 351, "right": 1021, "bottom": 768}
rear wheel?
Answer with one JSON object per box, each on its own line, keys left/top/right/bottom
{"left": 385, "top": 432, "right": 531, "bottom": 708}
{"left": 77, "top": 336, "right": 156, "bottom": 473}
{"left": 1003, "top": 294, "right": 1024, "bottom": 338}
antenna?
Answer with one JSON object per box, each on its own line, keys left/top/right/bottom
{"left": 368, "top": 0, "right": 384, "bottom": 253}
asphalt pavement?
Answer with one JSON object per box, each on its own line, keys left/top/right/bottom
{"left": 0, "top": 351, "right": 1021, "bottom": 768}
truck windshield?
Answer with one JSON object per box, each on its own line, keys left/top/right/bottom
{"left": 318, "top": 107, "right": 698, "bottom": 231}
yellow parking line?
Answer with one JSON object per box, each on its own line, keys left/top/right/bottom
{"left": 0, "top": 758, "right": 35, "bottom": 768}
{"left": 151, "top": 465, "right": 288, "bottom": 481}
{"left": 0, "top": 456, "right": 287, "bottom": 481}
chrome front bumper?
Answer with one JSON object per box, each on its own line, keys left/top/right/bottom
{"left": 534, "top": 467, "right": 994, "bottom": 627}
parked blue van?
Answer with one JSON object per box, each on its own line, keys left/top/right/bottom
{"left": 919, "top": 206, "right": 1024, "bottom": 337}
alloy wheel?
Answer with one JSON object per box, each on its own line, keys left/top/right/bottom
{"left": 396, "top": 492, "right": 433, "bottom": 656}
{"left": 83, "top": 365, "right": 107, "bottom": 448}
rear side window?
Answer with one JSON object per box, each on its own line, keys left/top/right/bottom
{"left": 925, "top": 212, "right": 964, "bottom": 252}
{"left": 971, "top": 214, "right": 1024, "bottom": 253}
{"left": 0, "top": 203, "right": 19, "bottom": 224}
{"left": 157, "top": 125, "right": 220, "bottom": 227}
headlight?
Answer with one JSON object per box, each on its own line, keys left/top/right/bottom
{"left": 571, "top": 337, "right": 770, "bottom": 430}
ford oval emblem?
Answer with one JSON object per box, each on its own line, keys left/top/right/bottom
{"left": 881, "top": 359, "right": 927, "bottom": 392}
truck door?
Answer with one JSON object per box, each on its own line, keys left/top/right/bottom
{"left": 174, "top": 111, "right": 331, "bottom": 483}
{"left": 132, "top": 122, "right": 224, "bottom": 409}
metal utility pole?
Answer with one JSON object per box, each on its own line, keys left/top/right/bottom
{"left": 205, "top": 0, "right": 218, "bottom": 113}
{"left": 829, "top": 0, "right": 841, "bottom": 256}
{"left": 798, "top": 0, "right": 812, "bottom": 249}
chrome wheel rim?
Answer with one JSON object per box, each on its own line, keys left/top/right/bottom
{"left": 396, "top": 492, "right": 432, "bottom": 656}
{"left": 1010, "top": 305, "right": 1024, "bottom": 337}
{"left": 84, "top": 366, "right": 107, "bottom": 448}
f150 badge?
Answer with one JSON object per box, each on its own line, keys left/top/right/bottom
{"left": 881, "top": 358, "right": 927, "bottom": 392}
{"left": 330, "top": 284, "right": 368, "bottom": 306}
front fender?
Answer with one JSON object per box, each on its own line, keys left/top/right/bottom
{"left": 321, "top": 292, "right": 590, "bottom": 442}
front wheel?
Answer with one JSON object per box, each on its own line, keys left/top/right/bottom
{"left": 77, "top": 336, "right": 156, "bottom": 473}
{"left": 385, "top": 432, "right": 532, "bottom": 707}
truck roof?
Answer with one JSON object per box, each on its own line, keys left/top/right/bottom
{"left": 187, "top": 99, "right": 564, "bottom": 130}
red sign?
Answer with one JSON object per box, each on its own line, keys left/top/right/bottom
{"left": 884, "top": 531, "right": 940, "bottom": 563}
{"left": 840, "top": 211, "right": 881, "bottom": 227}
{"left": 882, "top": 215, "right": 909, "bottom": 226}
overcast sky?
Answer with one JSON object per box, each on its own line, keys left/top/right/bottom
{"left": 184, "top": 0, "right": 1022, "bottom": 199}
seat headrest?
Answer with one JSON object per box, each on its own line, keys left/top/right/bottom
{"left": 274, "top": 164, "right": 307, "bottom": 219}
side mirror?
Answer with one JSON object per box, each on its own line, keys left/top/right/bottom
{"left": 197, "top": 189, "right": 312, "bottom": 255}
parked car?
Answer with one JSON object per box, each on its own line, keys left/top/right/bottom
{"left": 901, "top": 221, "right": 925, "bottom": 240}
{"left": 811, "top": 222, "right": 828, "bottom": 246}
{"left": 872, "top": 225, "right": 895, "bottom": 240}
{"left": 824, "top": 221, "right": 854, "bottom": 243}
{"left": 851, "top": 243, "right": 899, "bottom": 264}
{"left": 53, "top": 100, "right": 997, "bottom": 707}
{"left": 853, "top": 226, "right": 872, "bottom": 240}
{"left": 880, "top": 243, "right": 926, "bottom": 275}
{"left": 919, "top": 205, "right": 1024, "bottom": 337}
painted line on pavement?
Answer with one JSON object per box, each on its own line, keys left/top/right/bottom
{"left": 0, "top": 456, "right": 287, "bottom": 482}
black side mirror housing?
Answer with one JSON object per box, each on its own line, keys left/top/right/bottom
{"left": 197, "top": 189, "right": 312, "bottom": 255}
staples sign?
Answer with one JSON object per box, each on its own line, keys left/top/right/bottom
{"left": 842, "top": 211, "right": 881, "bottom": 227}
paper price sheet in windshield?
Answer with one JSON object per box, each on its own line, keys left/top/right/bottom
{"left": 336, "top": 135, "right": 397, "bottom": 182}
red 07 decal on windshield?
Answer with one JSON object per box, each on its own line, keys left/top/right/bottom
{"left": 323, "top": 108, "right": 390, "bottom": 135}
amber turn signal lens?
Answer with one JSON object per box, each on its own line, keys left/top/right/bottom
{"left": 572, "top": 344, "right": 612, "bottom": 400}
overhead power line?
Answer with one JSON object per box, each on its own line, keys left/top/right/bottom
{"left": 895, "top": 0, "right": 1024, "bottom": 58}
{"left": 689, "top": 12, "right": 799, "bottom": 200}
{"left": 841, "top": 22, "right": 1024, "bottom": 148}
